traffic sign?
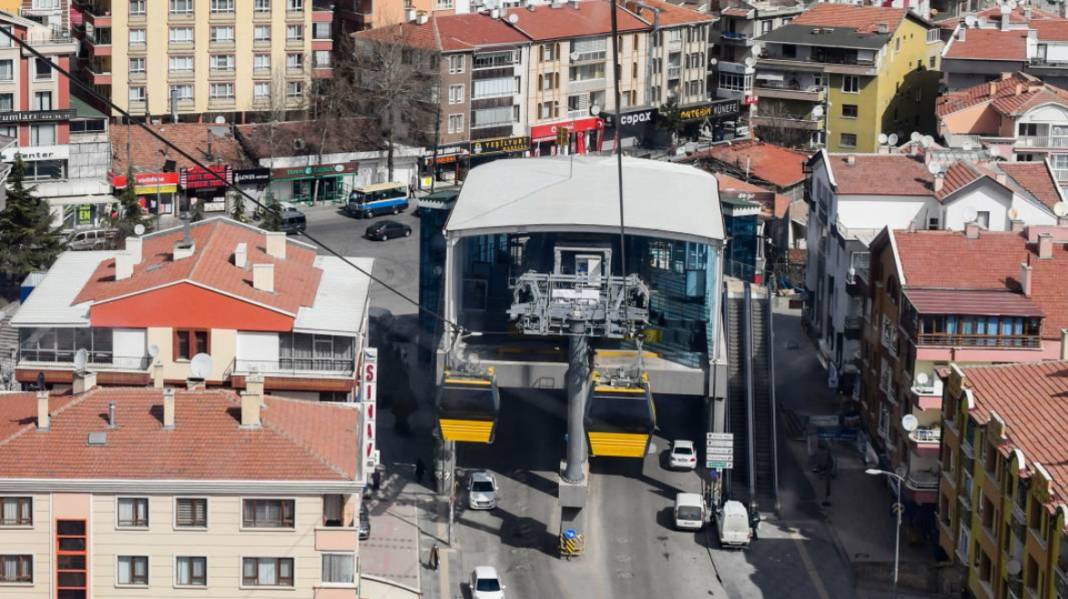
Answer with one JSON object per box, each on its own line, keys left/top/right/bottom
{"left": 706, "top": 432, "right": 734, "bottom": 471}
{"left": 706, "top": 459, "right": 733, "bottom": 470}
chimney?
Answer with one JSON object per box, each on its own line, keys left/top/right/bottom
{"left": 957, "top": 26, "right": 966, "bottom": 41}
{"left": 1061, "top": 328, "right": 1068, "bottom": 360}
{"left": 253, "top": 263, "right": 275, "bottom": 293}
{"left": 107, "top": 401, "right": 117, "bottom": 429}
{"left": 152, "top": 359, "right": 164, "bottom": 389}
{"left": 569, "top": 0, "right": 580, "bottom": 7}
{"left": 416, "top": 12, "right": 428, "bottom": 24}
{"left": 1026, "top": 7, "right": 1033, "bottom": 20}
{"left": 1020, "top": 262, "right": 1033, "bottom": 296}
{"left": 240, "top": 391, "right": 262, "bottom": 429}
{"left": 265, "top": 231, "right": 286, "bottom": 260}
{"left": 125, "top": 236, "right": 143, "bottom": 264}
{"left": 1015, "top": 83, "right": 1023, "bottom": 96}
{"left": 1001, "top": 72, "right": 1013, "bottom": 80}
{"left": 1011, "top": 219, "right": 1026, "bottom": 232}
{"left": 965, "top": 220, "right": 980, "bottom": 238}
{"left": 73, "top": 370, "right": 97, "bottom": 394}
{"left": 878, "top": 144, "right": 891, "bottom": 155}
{"left": 163, "top": 387, "right": 175, "bottom": 430}
{"left": 910, "top": 143, "right": 919, "bottom": 156}
{"left": 234, "top": 242, "right": 248, "bottom": 269}
{"left": 934, "top": 173, "right": 945, "bottom": 193}
{"left": 174, "top": 240, "right": 196, "bottom": 261}
{"left": 1001, "top": 13, "right": 1010, "bottom": 31}
{"left": 115, "top": 253, "right": 135, "bottom": 280}
{"left": 846, "top": 154, "right": 856, "bottom": 166}
{"left": 996, "top": 173, "right": 1008, "bottom": 186}
{"left": 1039, "top": 232, "right": 1054, "bottom": 258}
{"left": 36, "top": 391, "right": 49, "bottom": 431}
{"left": 988, "top": 81, "right": 997, "bottom": 97}
{"left": 246, "top": 371, "right": 266, "bottom": 406}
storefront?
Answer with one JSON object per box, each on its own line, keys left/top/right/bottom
{"left": 180, "top": 165, "right": 233, "bottom": 213}
{"left": 530, "top": 118, "right": 604, "bottom": 156}
{"left": 676, "top": 99, "right": 743, "bottom": 140}
{"left": 271, "top": 162, "right": 356, "bottom": 205}
{"left": 424, "top": 143, "right": 469, "bottom": 186}
{"left": 468, "top": 135, "right": 530, "bottom": 167}
{"left": 111, "top": 171, "right": 180, "bottom": 216}
{"left": 602, "top": 108, "right": 658, "bottom": 150}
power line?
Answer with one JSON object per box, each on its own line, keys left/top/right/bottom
{"left": 0, "top": 27, "right": 464, "bottom": 335}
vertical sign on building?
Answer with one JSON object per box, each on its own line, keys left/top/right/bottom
{"left": 361, "top": 348, "right": 379, "bottom": 471}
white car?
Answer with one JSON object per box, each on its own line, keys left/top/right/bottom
{"left": 467, "top": 471, "right": 499, "bottom": 510}
{"left": 669, "top": 440, "right": 698, "bottom": 470}
{"left": 471, "top": 566, "right": 505, "bottom": 599}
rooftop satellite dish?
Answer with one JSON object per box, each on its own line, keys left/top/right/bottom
{"left": 922, "top": 135, "right": 935, "bottom": 148}
{"left": 1009, "top": 208, "right": 1019, "bottom": 219}
{"left": 901, "top": 414, "right": 919, "bottom": 432}
{"left": 910, "top": 131, "right": 921, "bottom": 143}
{"left": 189, "top": 353, "right": 213, "bottom": 380}
{"left": 744, "top": 56, "right": 756, "bottom": 68}
{"left": 752, "top": 41, "right": 763, "bottom": 54}
{"left": 1055, "top": 202, "right": 1068, "bottom": 218}
{"left": 133, "top": 223, "right": 146, "bottom": 236}
{"left": 988, "top": 146, "right": 1001, "bottom": 157}
{"left": 927, "top": 162, "right": 942, "bottom": 175}
{"left": 878, "top": 133, "right": 888, "bottom": 145}
{"left": 1007, "top": 559, "right": 1023, "bottom": 576}
{"left": 916, "top": 372, "right": 930, "bottom": 386}
{"left": 73, "top": 348, "right": 89, "bottom": 372}
{"left": 589, "top": 103, "right": 602, "bottom": 117}
{"left": 888, "top": 133, "right": 899, "bottom": 146}
{"left": 812, "top": 105, "right": 824, "bottom": 118}
{"left": 963, "top": 206, "right": 979, "bottom": 222}
{"left": 148, "top": 344, "right": 160, "bottom": 359}
{"left": 508, "top": 12, "right": 518, "bottom": 23}
{"left": 214, "top": 115, "right": 226, "bottom": 125}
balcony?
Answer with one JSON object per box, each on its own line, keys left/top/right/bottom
{"left": 751, "top": 114, "right": 822, "bottom": 131}
{"left": 1016, "top": 135, "right": 1068, "bottom": 149}
{"left": 909, "top": 426, "right": 941, "bottom": 446}
{"left": 84, "top": 35, "right": 111, "bottom": 56}
{"left": 915, "top": 333, "right": 1041, "bottom": 349}
{"left": 18, "top": 352, "right": 151, "bottom": 372}
{"left": 208, "top": 10, "right": 236, "bottom": 22}
{"left": 910, "top": 378, "right": 944, "bottom": 410}
{"left": 758, "top": 53, "right": 877, "bottom": 76}
{"left": 230, "top": 358, "right": 355, "bottom": 379}
{"left": 719, "top": 30, "right": 754, "bottom": 46}
{"left": 906, "top": 469, "right": 940, "bottom": 491}
{"left": 82, "top": 7, "right": 112, "bottom": 27}
{"left": 168, "top": 69, "right": 195, "bottom": 82}
{"left": 755, "top": 82, "right": 825, "bottom": 102}
{"left": 1055, "top": 567, "right": 1068, "bottom": 598}
{"left": 209, "top": 68, "right": 235, "bottom": 81}
{"left": 209, "top": 39, "right": 236, "bottom": 51}
{"left": 567, "top": 77, "right": 606, "bottom": 94}
{"left": 86, "top": 66, "right": 111, "bottom": 85}
{"left": 667, "top": 65, "right": 682, "bottom": 80}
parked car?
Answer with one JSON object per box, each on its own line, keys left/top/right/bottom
{"left": 669, "top": 439, "right": 698, "bottom": 470}
{"left": 280, "top": 207, "right": 306, "bottom": 234}
{"left": 673, "top": 492, "right": 706, "bottom": 531}
{"left": 358, "top": 503, "right": 371, "bottom": 540}
{"left": 365, "top": 219, "right": 411, "bottom": 241}
{"left": 67, "top": 228, "right": 118, "bottom": 251}
{"left": 470, "top": 566, "right": 505, "bottom": 599}
{"left": 717, "top": 500, "right": 752, "bottom": 549}
{"left": 467, "top": 470, "right": 499, "bottom": 510}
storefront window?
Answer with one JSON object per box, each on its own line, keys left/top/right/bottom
{"left": 24, "top": 159, "right": 66, "bottom": 181}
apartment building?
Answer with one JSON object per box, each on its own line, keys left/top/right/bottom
{"left": 939, "top": 362, "right": 1068, "bottom": 599}
{"left": 20, "top": 0, "right": 69, "bottom": 37}
{"left": 711, "top": 0, "right": 806, "bottom": 101}
{"left": 938, "top": 72, "right": 1068, "bottom": 191}
{"left": 753, "top": 4, "right": 942, "bottom": 151}
{"left": 12, "top": 217, "right": 374, "bottom": 401}
{"left": 0, "top": 384, "right": 366, "bottom": 598}
{"left": 804, "top": 150, "right": 1060, "bottom": 379}
{"left": 75, "top": 0, "right": 334, "bottom": 120}
{"left": 630, "top": 0, "right": 713, "bottom": 110}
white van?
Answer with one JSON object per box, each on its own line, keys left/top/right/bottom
{"left": 717, "top": 500, "right": 752, "bottom": 549}
{"left": 673, "top": 492, "right": 706, "bottom": 530}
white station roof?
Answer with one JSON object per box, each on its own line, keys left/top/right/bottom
{"left": 12, "top": 251, "right": 116, "bottom": 327}
{"left": 446, "top": 156, "right": 724, "bottom": 244}
{"left": 294, "top": 256, "right": 374, "bottom": 336}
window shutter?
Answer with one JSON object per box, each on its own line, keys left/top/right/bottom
{"left": 177, "top": 499, "right": 193, "bottom": 525}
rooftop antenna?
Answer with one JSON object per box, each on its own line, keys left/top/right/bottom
{"left": 189, "top": 353, "right": 213, "bottom": 380}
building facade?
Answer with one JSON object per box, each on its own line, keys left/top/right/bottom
{"left": 711, "top": 0, "right": 806, "bottom": 102}
{"left": 76, "top": 0, "right": 334, "bottom": 120}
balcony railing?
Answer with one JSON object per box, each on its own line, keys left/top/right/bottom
{"left": 1016, "top": 135, "right": 1068, "bottom": 149}
{"left": 909, "top": 426, "right": 941, "bottom": 445}
{"left": 1055, "top": 567, "right": 1068, "bottom": 598}
{"left": 916, "top": 333, "right": 1041, "bottom": 349}
{"left": 906, "top": 469, "right": 940, "bottom": 491}
{"left": 232, "top": 358, "right": 355, "bottom": 377}
{"left": 18, "top": 352, "right": 151, "bottom": 371}
{"left": 721, "top": 31, "right": 751, "bottom": 41}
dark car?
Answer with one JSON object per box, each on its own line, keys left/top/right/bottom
{"left": 358, "top": 503, "right": 371, "bottom": 540}
{"left": 365, "top": 219, "right": 411, "bottom": 241}
{"left": 280, "top": 208, "right": 307, "bottom": 234}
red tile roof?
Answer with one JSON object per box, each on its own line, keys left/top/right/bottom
{"left": 936, "top": 72, "right": 1042, "bottom": 117}
{"left": 944, "top": 28, "right": 1029, "bottom": 60}
{"left": 434, "top": 11, "right": 531, "bottom": 49}
{"left": 937, "top": 161, "right": 987, "bottom": 199}
{"left": 904, "top": 288, "right": 1043, "bottom": 316}
{"left": 1031, "top": 18, "right": 1068, "bottom": 41}
{"left": 110, "top": 122, "right": 253, "bottom": 176}
{"left": 790, "top": 4, "right": 907, "bottom": 34}
{"left": 691, "top": 139, "right": 808, "bottom": 188}
{"left": 508, "top": 0, "right": 649, "bottom": 40}
{"left": 999, "top": 162, "right": 1064, "bottom": 210}
{"left": 0, "top": 387, "right": 358, "bottom": 481}
{"left": 976, "top": 5, "right": 1061, "bottom": 25}
{"left": 721, "top": 7, "right": 751, "bottom": 17}
{"left": 0, "top": 392, "right": 77, "bottom": 442}
{"left": 961, "top": 361, "right": 1068, "bottom": 508}
{"left": 829, "top": 154, "right": 933, "bottom": 196}
{"left": 627, "top": 0, "right": 713, "bottom": 25}
{"left": 351, "top": 21, "right": 438, "bottom": 50}
{"left": 74, "top": 218, "right": 322, "bottom": 316}
{"left": 715, "top": 172, "right": 792, "bottom": 218}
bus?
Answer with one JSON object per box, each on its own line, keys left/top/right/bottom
{"left": 347, "top": 182, "right": 410, "bottom": 218}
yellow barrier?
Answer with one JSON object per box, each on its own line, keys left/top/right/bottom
{"left": 587, "top": 432, "right": 650, "bottom": 458}
{"left": 438, "top": 418, "right": 494, "bottom": 443}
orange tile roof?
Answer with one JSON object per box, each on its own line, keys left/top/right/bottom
{"left": 74, "top": 218, "right": 322, "bottom": 316}
{"left": 936, "top": 72, "right": 1041, "bottom": 117}
{"left": 508, "top": 0, "right": 649, "bottom": 40}
{"left": 715, "top": 172, "right": 791, "bottom": 218}
{"left": 434, "top": 11, "right": 531, "bottom": 49}
{"left": 829, "top": 154, "right": 933, "bottom": 196}
{"left": 961, "top": 361, "right": 1068, "bottom": 508}
{"left": 936, "top": 161, "right": 988, "bottom": 200}
{"left": 627, "top": 0, "right": 714, "bottom": 25}
{"left": 351, "top": 21, "right": 438, "bottom": 50}
{"left": 692, "top": 139, "right": 809, "bottom": 188}
{"left": 1031, "top": 18, "right": 1068, "bottom": 41}
{"left": 0, "top": 387, "right": 358, "bottom": 481}
{"left": 944, "top": 28, "right": 1029, "bottom": 60}
{"left": 0, "top": 392, "right": 77, "bottom": 442}
{"left": 110, "top": 122, "right": 254, "bottom": 176}
{"left": 999, "top": 162, "right": 1064, "bottom": 210}
{"left": 790, "top": 4, "right": 907, "bottom": 34}
{"left": 976, "top": 5, "right": 1061, "bottom": 24}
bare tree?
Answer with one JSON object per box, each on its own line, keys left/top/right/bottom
{"left": 351, "top": 24, "right": 439, "bottom": 180}
{"left": 752, "top": 101, "right": 821, "bottom": 149}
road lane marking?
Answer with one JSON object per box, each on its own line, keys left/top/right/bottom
{"left": 793, "top": 534, "right": 833, "bottom": 599}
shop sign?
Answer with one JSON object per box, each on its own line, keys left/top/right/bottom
{"left": 113, "top": 171, "right": 180, "bottom": 195}
{"left": 530, "top": 118, "right": 604, "bottom": 140}
{"left": 603, "top": 108, "right": 657, "bottom": 129}
{"left": 2, "top": 144, "right": 69, "bottom": 162}
{"left": 180, "top": 165, "right": 233, "bottom": 191}
{"left": 233, "top": 167, "right": 271, "bottom": 185}
{"left": 678, "top": 99, "right": 742, "bottom": 122}
{"left": 272, "top": 162, "right": 356, "bottom": 179}
{"left": 427, "top": 144, "right": 469, "bottom": 164}
{"left": 0, "top": 109, "right": 75, "bottom": 123}
{"left": 471, "top": 136, "right": 530, "bottom": 156}
{"left": 721, "top": 189, "right": 776, "bottom": 208}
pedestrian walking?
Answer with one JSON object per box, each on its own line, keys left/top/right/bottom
{"left": 415, "top": 458, "right": 425, "bottom": 484}
{"left": 428, "top": 543, "right": 440, "bottom": 570}
{"left": 371, "top": 468, "right": 381, "bottom": 491}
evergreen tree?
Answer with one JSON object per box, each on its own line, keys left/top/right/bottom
{"left": 112, "top": 166, "right": 147, "bottom": 238}
{"left": 230, "top": 191, "right": 246, "bottom": 223}
{"left": 260, "top": 189, "right": 283, "bottom": 232}
{"left": 0, "top": 156, "right": 64, "bottom": 284}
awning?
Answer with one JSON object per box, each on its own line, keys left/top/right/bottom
{"left": 905, "top": 289, "right": 1044, "bottom": 317}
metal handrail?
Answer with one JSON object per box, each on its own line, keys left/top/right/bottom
{"left": 744, "top": 282, "right": 757, "bottom": 511}
{"left": 766, "top": 288, "right": 780, "bottom": 514}
{"left": 916, "top": 333, "right": 1041, "bottom": 349}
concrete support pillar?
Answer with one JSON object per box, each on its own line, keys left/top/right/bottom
{"left": 563, "top": 321, "right": 589, "bottom": 483}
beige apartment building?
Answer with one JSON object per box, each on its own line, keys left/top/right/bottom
{"left": 78, "top": 0, "right": 334, "bottom": 120}
{"left": 0, "top": 385, "right": 366, "bottom": 599}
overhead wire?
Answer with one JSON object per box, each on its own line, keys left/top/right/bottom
{"left": 0, "top": 27, "right": 466, "bottom": 335}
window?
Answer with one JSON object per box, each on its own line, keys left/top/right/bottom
{"left": 569, "top": 62, "right": 605, "bottom": 82}
{"left": 32, "top": 58, "right": 52, "bottom": 82}
{"left": 1019, "top": 122, "right": 1039, "bottom": 137}
{"left": 472, "top": 106, "right": 514, "bottom": 127}
{"left": 254, "top": 25, "right": 271, "bottom": 41}
{"left": 447, "top": 113, "right": 463, "bottom": 134}
{"left": 170, "top": 26, "right": 193, "bottom": 43}
{"left": 541, "top": 43, "right": 558, "bottom": 62}
{"left": 129, "top": 0, "right": 145, "bottom": 14}
{"left": 176, "top": 556, "right": 206, "bottom": 586}
{"left": 129, "top": 29, "right": 146, "bottom": 45}
{"left": 0, "top": 27, "right": 10, "bottom": 48}
{"left": 255, "top": 0, "right": 271, "bottom": 11}
{"left": 436, "top": 0, "right": 453, "bottom": 8}
{"left": 0, "top": 60, "right": 12, "bottom": 81}
{"left": 686, "top": 80, "right": 703, "bottom": 96}
{"left": 175, "top": 498, "right": 207, "bottom": 528}
{"left": 538, "top": 100, "right": 558, "bottom": 119}
{"left": 287, "top": 0, "right": 303, "bottom": 10}
{"left": 447, "top": 54, "right": 464, "bottom": 74}
{"left": 243, "top": 499, "right": 295, "bottom": 528}
{"left": 976, "top": 210, "right": 990, "bottom": 229}
{"left": 287, "top": 25, "right": 303, "bottom": 41}
{"left": 210, "top": 54, "right": 235, "bottom": 71}
{"left": 116, "top": 556, "right": 148, "bottom": 586}
{"left": 287, "top": 53, "right": 303, "bottom": 69}
{"left": 0, "top": 555, "right": 31, "bottom": 583}
{"left": 34, "top": 92, "right": 52, "bottom": 111}
{"left": 210, "top": 0, "right": 234, "bottom": 12}
{"left": 840, "top": 133, "right": 857, "bottom": 148}
{"left": 0, "top": 94, "right": 11, "bottom": 112}
{"left": 570, "top": 37, "right": 607, "bottom": 62}
{"left": 313, "top": 50, "right": 330, "bottom": 68}
{"left": 128, "top": 58, "right": 145, "bottom": 75}
{"left": 170, "top": 84, "right": 193, "bottom": 101}
{"left": 170, "top": 0, "right": 193, "bottom": 13}
{"left": 322, "top": 554, "right": 354, "bottom": 584}
{"left": 243, "top": 557, "right": 294, "bottom": 587}
{"left": 314, "top": 22, "right": 331, "bottom": 39}
{"left": 254, "top": 53, "right": 270, "bottom": 70}
{"left": 842, "top": 104, "right": 858, "bottom": 118}
{"left": 22, "top": 160, "right": 64, "bottom": 181}
{"left": 211, "top": 26, "right": 234, "bottom": 42}
{"left": 254, "top": 82, "right": 270, "bottom": 100}
{"left": 30, "top": 124, "right": 55, "bottom": 146}
{"left": 718, "top": 71, "right": 747, "bottom": 92}
{"left": 287, "top": 81, "right": 303, "bottom": 98}
{"left": 169, "top": 56, "right": 193, "bottom": 72}
{"left": 448, "top": 84, "right": 464, "bottom": 105}
{"left": 539, "top": 72, "right": 558, "bottom": 90}
{"left": 842, "top": 75, "right": 860, "bottom": 93}
{"left": 0, "top": 497, "right": 31, "bottom": 527}
{"left": 117, "top": 497, "right": 148, "bottom": 527}
{"left": 174, "top": 329, "right": 210, "bottom": 360}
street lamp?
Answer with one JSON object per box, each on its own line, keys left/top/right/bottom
{"left": 866, "top": 468, "right": 904, "bottom": 599}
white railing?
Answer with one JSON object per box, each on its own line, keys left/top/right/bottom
{"left": 910, "top": 426, "right": 941, "bottom": 444}
{"left": 18, "top": 353, "right": 151, "bottom": 371}
{"left": 231, "top": 358, "right": 354, "bottom": 377}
